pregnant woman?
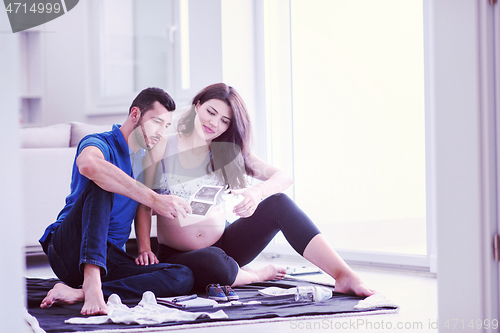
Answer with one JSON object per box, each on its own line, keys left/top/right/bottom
{"left": 135, "top": 83, "right": 375, "bottom": 296}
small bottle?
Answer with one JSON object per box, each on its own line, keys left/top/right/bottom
{"left": 295, "top": 286, "right": 315, "bottom": 302}
{"left": 295, "top": 286, "right": 333, "bottom": 302}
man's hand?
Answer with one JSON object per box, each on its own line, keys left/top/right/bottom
{"left": 231, "top": 186, "right": 264, "bottom": 218}
{"left": 153, "top": 194, "right": 192, "bottom": 218}
{"left": 135, "top": 251, "right": 159, "bottom": 266}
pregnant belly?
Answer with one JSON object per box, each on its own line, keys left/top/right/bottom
{"left": 156, "top": 205, "right": 226, "bottom": 251}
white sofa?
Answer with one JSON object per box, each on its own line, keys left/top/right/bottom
{"left": 20, "top": 122, "right": 156, "bottom": 254}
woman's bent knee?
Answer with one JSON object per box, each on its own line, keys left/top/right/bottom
{"left": 191, "top": 247, "right": 239, "bottom": 289}
{"left": 261, "top": 193, "right": 294, "bottom": 210}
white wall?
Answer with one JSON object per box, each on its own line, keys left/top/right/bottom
{"left": 431, "top": 0, "right": 498, "bottom": 327}
{"left": 221, "top": 0, "right": 266, "bottom": 159}
{"left": 0, "top": 10, "right": 26, "bottom": 333}
{"left": 221, "top": 0, "right": 257, "bottom": 118}
{"left": 185, "top": 0, "right": 224, "bottom": 106}
{"left": 42, "top": 1, "right": 89, "bottom": 125}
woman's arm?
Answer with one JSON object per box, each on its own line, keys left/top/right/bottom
{"left": 135, "top": 203, "right": 157, "bottom": 265}
{"left": 249, "top": 153, "right": 293, "bottom": 196}
{"left": 232, "top": 153, "right": 293, "bottom": 217}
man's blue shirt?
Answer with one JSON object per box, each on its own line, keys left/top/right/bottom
{"left": 39, "top": 124, "right": 142, "bottom": 251}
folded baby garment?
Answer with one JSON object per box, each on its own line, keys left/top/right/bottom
{"left": 65, "top": 291, "right": 227, "bottom": 325}
{"left": 354, "top": 293, "right": 399, "bottom": 311}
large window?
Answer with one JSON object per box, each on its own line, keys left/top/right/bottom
{"left": 266, "top": 0, "right": 429, "bottom": 268}
{"left": 100, "top": 0, "right": 181, "bottom": 97}
{"left": 88, "top": 0, "right": 190, "bottom": 113}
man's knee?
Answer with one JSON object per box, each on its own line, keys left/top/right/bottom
{"left": 83, "top": 180, "right": 114, "bottom": 204}
{"left": 158, "top": 263, "right": 195, "bottom": 294}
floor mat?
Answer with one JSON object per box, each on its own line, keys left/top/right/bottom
{"left": 26, "top": 277, "right": 398, "bottom": 332}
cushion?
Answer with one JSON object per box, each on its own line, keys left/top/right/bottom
{"left": 21, "top": 123, "right": 71, "bottom": 148}
{"left": 70, "top": 122, "right": 112, "bottom": 147}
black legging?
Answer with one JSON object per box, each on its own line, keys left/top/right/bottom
{"left": 157, "top": 193, "right": 321, "bottom": 292}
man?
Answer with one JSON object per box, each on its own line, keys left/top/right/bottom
{"left": 39, "top": 87, "right": 193, "bottom": 315}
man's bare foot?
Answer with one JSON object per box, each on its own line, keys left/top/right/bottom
{"left": 40, "top": 282, "right": 108, "bottom": 315}
{"left": 40, "top": 283, "right": 84, "bottom": 309}
{"left": 81, "top": 280, "right": 108, "bottom": 316}
{"left": 241, "top": 264, "right": 287, "bottom": 282}
{"left": 78, "top": 263, "right": 108, "bottom": 316}
{"left": 334, "top": 272, "right": 376, "bottom": 297}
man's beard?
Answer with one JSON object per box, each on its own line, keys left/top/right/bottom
{"left": 133, "top": 118, "right": 155, "bottom": 150}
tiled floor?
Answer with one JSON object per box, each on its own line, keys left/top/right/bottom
{"left": 25, "top": 254, "right": 438, "bottom": 333}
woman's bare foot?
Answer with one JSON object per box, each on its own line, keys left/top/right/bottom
{"left": 40, "top": 283, "right": 84, "bottom": 309}
{"left": 334, "top": 272, "right": 376, "bottom": 297}
{"left": 241, "top": 264, "right": 287, "bottom": 282}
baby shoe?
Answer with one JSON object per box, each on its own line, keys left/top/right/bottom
{"left": 206, "top": 284, "right": 228, "bottom": 301}
{"left": 222, "top": 285, "right": 239, "bottom": 301}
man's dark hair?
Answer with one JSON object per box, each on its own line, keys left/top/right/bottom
{"left": 129, "top": 87, "right": 175, "bottom": 115}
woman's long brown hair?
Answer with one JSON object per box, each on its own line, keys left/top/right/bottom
{"left": 177, "top": 83, "right": 254, "bottom": 188}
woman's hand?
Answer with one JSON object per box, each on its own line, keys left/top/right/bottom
{"left": 135, "top": 251, "right": 159, "bottom": 266}
{"left": 231, "top": 185, "right": 265, "bottom": 218}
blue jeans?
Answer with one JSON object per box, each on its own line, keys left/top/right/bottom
{"left": 45, "top": 181, "right": 194, "bottom": 299}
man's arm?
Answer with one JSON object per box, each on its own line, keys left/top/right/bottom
{"left": 76, "top": 146, "right": 189, "bottom": 218}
